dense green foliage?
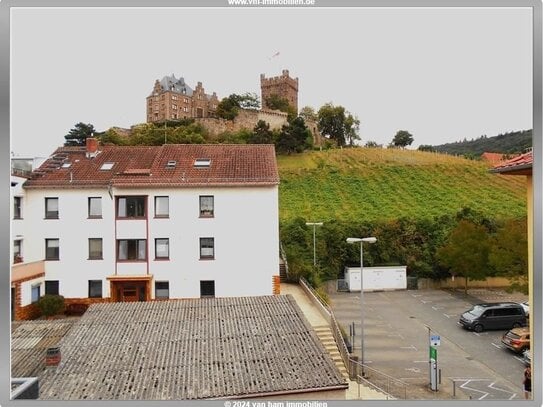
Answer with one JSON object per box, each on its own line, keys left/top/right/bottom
{"left": 275, "top": 117, "right": 313, "bottom": 154}
{"left": 317, "top": 103, "right": 360, "bottom": 146}
{"left": 64, "top": 122, "right": 98, "bottom": 146}
{"left": 281, "top": 212, "right": 528, "bottom": 287}
{"left": 432, "top": 130, "right": 532, "bottom": 156}
{"left": 392, "top": 130, "right": 414, "bottom": 148}
{"left": 216, "top": 93, "right": 260, "bottom": 120}
{"left": 37, "top": 294, "right": 65, "bottom": 317}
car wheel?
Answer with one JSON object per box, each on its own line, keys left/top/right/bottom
{"left": 473, "top": 324, "right": 483, "bottom": 333}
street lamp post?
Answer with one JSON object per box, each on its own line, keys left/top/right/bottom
{"left": 347, "top": 236, "right": 377, "bottom": 377}
{"left": 306, "top": 222, "right": 323, "bottom": 268}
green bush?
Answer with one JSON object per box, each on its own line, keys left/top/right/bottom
{"left": 37, "top": 294, "right": 65, "bottom": 317}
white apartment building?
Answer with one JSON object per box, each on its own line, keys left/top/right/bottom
{"left": 13, "top": 141, "right": 280, "bottom": 313}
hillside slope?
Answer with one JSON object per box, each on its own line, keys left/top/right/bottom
{"left": 432, "top": 129, "right": 532, "bottom": 156}
{"left": 278, "top": 148, "right": 527, "bottom": 222}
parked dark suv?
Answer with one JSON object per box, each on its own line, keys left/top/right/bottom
{"left": 459, "top": 302, "right": 527, "bottom": 333}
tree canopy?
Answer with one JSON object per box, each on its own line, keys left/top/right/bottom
{"left": 265, "top": 94, "right": 297, "bottom": 122}
{"left": 317, "top": 103, "right": 360, "bottom": 147}
{"left": 436, "top": 220, "right": 491, "bottom": 294}
{"left": 216, "top": 93, "right": 260, "bottom": 120}
{"left": 275, "top": 117, "right": 312, "bottom": 154}
{"left": 64, "top": 122, "right": 97, "bottom": 146}
{"left": 392, "top": 130, "right": 414, "bottom": 148}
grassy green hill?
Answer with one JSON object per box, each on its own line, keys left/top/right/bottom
{"left": 278, "top": 148, "right": 527, "bottom": 222}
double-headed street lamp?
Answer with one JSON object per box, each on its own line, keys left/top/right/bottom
{"left": 306, "top": 222, "right": 323, "bottom": 268}
{"left": 346, "top": 236, "right": 377, "bottom": 375}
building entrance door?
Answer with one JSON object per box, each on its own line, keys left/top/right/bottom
{"left": 111, "top": 280, "right": 149, "bottom": 302}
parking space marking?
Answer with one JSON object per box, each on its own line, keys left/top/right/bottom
{"left": 513, "top": 356, "right": 524, "bottom": 363}
{"left": 421, "top": 300, "right": 432, "bottom": 304}
{"left": 491, "top": 343, "right": 502, "bottom": 349}
{"left": 444, "top": 313, "right": 457, "bottom": 318}
{"left": 487, "top": 382, "right": 517, "bottom": 400}
{"left": 459, "top": 380, "right": 490, "bottom": 400}
{"left": 405, "top": 367, "right": 421, "bottom": 373}
{"left": 432, "top": 306, "right": 444, "bottom": 311}
{"left": 400, "top": 345, "right": 418, "bottom": 351}
{"left": 413, "top": 360, "right": 428, "bottom": 363}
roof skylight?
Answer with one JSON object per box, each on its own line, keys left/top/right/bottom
{"left": 61, "top": 163, "right": 72, "bottom": 169}
{"left": 194, "top": 159, "right": 211, "bottom": 168}
{"left": 100, "top": 162, "right": 115, "bottom": 170}
{"left": 166, "top": 160, "right": 177, "bottom": 168}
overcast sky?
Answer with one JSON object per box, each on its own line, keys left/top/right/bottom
{"left": 10, "top": 6, "right": 533, "bottom": 157}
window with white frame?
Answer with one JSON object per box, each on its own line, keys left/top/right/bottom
{"left": 117, "top": 196, "right": 146, "bottom": 218}
{"left": 45, "top": 239, "right": 60, "bottom": 260}
{"left": 117, "top": 239, "right": 146, "bottom": 261}
{"left": 31, "top": 284, "right": 41, "bottom": 303}
{"left": 45, "top": 197, "right": 59, "bottom": 219}
{"left": 155, "top": 281, "right": 169, "bottom": 299}
{"left": 154, "top": 196, "right": 169, "bottom": 217}
{"left": 200, "top": 237, "right": 214, "bottom": 259}
{"left": 199, "top": 196, "right": 214, "bottom": 217}
{"left": 88, "top": 280, "right": 102, "bottom": 298}
{"left": 89, "top": 238, "right": 103, "bottom": 260}
{"left": 88, "top": 197, "right": 102, "bottom": 218}
{"left": 155, "top": 238, "right": 169, "bottom": 259}
{"left": 14, "top": 197, "right": 22, "bottom": 219}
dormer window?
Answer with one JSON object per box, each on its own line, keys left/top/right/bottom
{"left": 166, "top": 160, "right": 177, "bottom": 168}
{"left": 61, "top": 163, "right": 71, "bottom": 169}
{"left": 194, "top": 159, "right": 211, "bottom": 168}
{"left": 100, "top": 162, "right": 115, "bottom": 171}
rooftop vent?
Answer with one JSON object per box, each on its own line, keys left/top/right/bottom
{"left": 194, "top": 159, "right": 211, "bottom": 168}
{"left": 166, "top": 160, "right": 177, "bottom": 168}
{"left": 100, "top": 162, "right": 115, "bottom": 171}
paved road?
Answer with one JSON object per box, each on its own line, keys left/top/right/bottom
{"left": 328, "top": 289, "right": 528, "bottom": 400}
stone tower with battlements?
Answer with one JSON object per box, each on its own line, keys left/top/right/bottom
{"left": 260, "top": 69, "right": 299, "bottom": 113}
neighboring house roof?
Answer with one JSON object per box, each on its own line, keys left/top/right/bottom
{"left": 38, "top": 296, "right": 347, "bottom": 400}
{"left": 490, "top": 151, "right": 533, "bottom": 176}
{"left": 23, "top": 144, "right": 279, "bottom": 189}
{"left": 481, "top": 152, "right": 516, "bottom": 164}
{"left": 12, "top": 320, "right": 76, "bottom": 377}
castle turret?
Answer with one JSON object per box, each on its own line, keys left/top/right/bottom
{"left": 260, "top": 69, "right": 299, "bottom": 113}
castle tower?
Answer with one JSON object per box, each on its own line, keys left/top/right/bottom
{"left": 260, "top": 69, "right": 299, "bottom": 113}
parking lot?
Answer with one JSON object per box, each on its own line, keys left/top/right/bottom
{"left": 328, "top": 288, "right": 529, "bottom": 400}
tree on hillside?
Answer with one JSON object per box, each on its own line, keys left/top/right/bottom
{"left": 418, "top": 144, "right": 435, "bottom": 152}
{"left": 249, "top": 120, "right": 274, "bottom": 144}
{"left": 64, "top": 122, "right": 97, "bottom": 146}
{"left": 436, "top": 220, "right": 491, "bottom": 295}
{"left": 391, "top": 130, "right": 414, "bottom": 148}
{"left": 365, "top": 141, "right": 382, "bottom": 148}
{"left": 275, "top": 116, "right": 312, "bottom": 154}
{"left": 317, "top": 103, "right": 360, "bottom": 147}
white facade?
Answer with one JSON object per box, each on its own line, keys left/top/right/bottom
{"left": 344, "top": 266, "right": 407, "bottom": 292}
{"left": 20, "top": 185, "right": 279, "bottom": 299}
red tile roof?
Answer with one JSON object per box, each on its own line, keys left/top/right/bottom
{"left": 24, "top": 144, "right": 279, "bottom": 189}
{"left": 481, "top": 152, "right": 516, "bottom": 164}
{"left": 491, "top": 151, "right": 533, "bottom": 175}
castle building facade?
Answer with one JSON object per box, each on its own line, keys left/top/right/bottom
{"left": 146, "top": 75, "right": 219, "bottom": 122}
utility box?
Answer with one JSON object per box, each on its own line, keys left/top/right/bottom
{"left": 344, "top": 266, "right": 407, "bottom": 292}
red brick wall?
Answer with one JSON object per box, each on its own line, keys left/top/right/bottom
{"left": 272, "top": 275, "right": 281, "bottom": 295}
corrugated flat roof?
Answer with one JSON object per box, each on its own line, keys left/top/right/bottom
{"left": 38, "top": 296, "right": 347, "bottom": 400}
